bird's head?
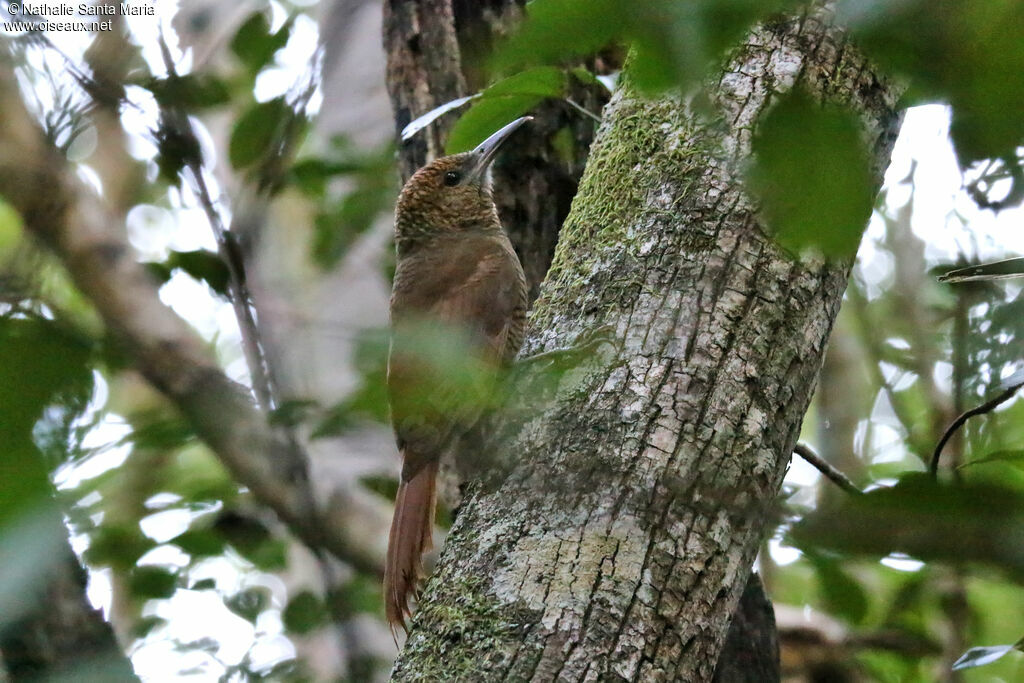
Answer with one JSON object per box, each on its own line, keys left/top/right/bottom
{"left": 395, "top": 116, "right": 532, "bottom": 250}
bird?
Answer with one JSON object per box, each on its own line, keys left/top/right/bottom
{"left": 384, "top": 116, "right": 531, "bottom": 635}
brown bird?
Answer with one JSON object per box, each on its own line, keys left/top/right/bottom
{"left": 384, "top": 117, "right": 531, "bottom": 633}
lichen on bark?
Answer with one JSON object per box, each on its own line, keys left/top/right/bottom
{"left": 391, "top": 7, "right": 901, "bottom": 682}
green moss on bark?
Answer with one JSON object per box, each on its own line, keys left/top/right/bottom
{"left": 530, "top": 82, "right": 717, "bottom": 334}
{"left": 393, "top": 571, "right": 543, "bottom": 681}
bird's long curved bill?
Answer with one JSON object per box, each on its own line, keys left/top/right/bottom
{"left": 467, "top": 116, "right": 533, "bottom": 182}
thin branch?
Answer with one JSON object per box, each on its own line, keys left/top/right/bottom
{"left": 793, "top": 443, "right": 861, "bottom": 495}
{"left": 150, "top": 37, "right": 328, "bottom": 572}
{"left": 0, "top": 58, "right": 385, "bottom": 578}
{"left": 562, "top": 97, "right": 602, "bottom": 124}
{"left": 155, "top": 32, "right": 278, "bottom": 413}
{"left": 930, "top": 380, "right": 1024, "bottom": 477}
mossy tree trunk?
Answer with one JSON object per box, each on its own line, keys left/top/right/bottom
{"left": 384, "top": 4, "right": 900, "bottom": 681}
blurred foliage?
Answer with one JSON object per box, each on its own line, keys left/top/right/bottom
{"left": 835, "top": 0, "right": 1024, "bottom": 164}
{"left": 792, "top": 474, "right": 1024, "bottom": 576}
{"left": 289, "top": 136, "right": 397, "bottom": 269}
{"left": 230, "top": 11, "right": 294, "bottom": 77}
{"left": 2, "top": 0, "right": 1023, "bottom": 680}
{"left": 473, "top": 0, "right": 1024, "bottom": 258}
{"left": 749, "top": 89, "right": 875, "bottom": 258}
{"left": 445, "top": 66, "right": 567, "bottom": 153}
{"left": 143, "top": 249, "right": 231, "bottom": 296}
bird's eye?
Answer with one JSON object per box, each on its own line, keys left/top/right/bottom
{"left": 443, "top": 170, "right": 461, "bottom": 186}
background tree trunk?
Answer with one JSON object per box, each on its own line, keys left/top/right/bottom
{"left": 385, "top": 6, "right": 901, "bottom": 681}
{"left": 0, "top": 517, "right": 137, "bottom": 681}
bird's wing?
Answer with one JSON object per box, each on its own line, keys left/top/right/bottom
{"left": 388, "top": 235, "right": 526, "bottom": 481}
{"left": 429, "top": 238, "right": 525, "bottom": 361}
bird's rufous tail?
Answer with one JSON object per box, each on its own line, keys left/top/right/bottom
{"left": 384, "top": 458, "right": 438, "bottom": 635}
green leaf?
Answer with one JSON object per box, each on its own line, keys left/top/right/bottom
{"left": 791, "top": 474, "right": 1024, "bottom": 575}
{"left": 837, "top": 0, "right": 1024, "bottom": 162}
{"left": 336, "top": 574, "right": 383, "bottom": 616}
{"left": 289, "top": 159, "right": 331, "bottom": 196}
{"left": 0, "top": 317, "right": 92, "bottom": 524}
{"left": 145, "top": 74, "right": 231, "bottom": 110}
{"left": 190, "top": 578, "right": 217, "bottom": 591}
{"left": 492, "top": 0, "right": 626, "bottom": 75}
{"left": 131, "top": 616, "right": 168, "bottom": 639}
{"left": 129, "top": 566, "right": 179, "bottom": 599}
{"left": 312, "top": 185, "right": 391, "bottom": 269}
{"left": 807, "top": 553, "right": 869, "bottom": 625}
{"left": 748, "top": 89, "right": 874, "bottom": 258}
{"left": 960, "top": 450, "right": 1024, "bottom": 471}
{"left": 446, "top": 67, "right": 566, "bottom": 153}
{"left": 952, "top": 642, "right": 1022, "bottom": 671}
{"left": 229, "top": 97, "right": 291, "bottom": 170}
{"left": 144, "top": 250, "right": 230, "bottom": 295}
{"left": 282, "top": 590, "right": 327, "bottom": 634}
{"left": 939, "top": 257, "right": 1024, "bottom": 283}
{"left": 168, "top": 249, "right": 231, "bottom": 296}
{"left": 84, "top": 525, "right": 154, "bottom": 571}
{"left": 125, "top": 412, "right": 194, "bottom": 452}
{"left": 0, "top": 199, "right": 24, "bottom": 255}
{"left": 230, "top": 12, "right": 293, "bottom": 75}
{"left": 225, "top": 586, "right": 270, "bottom": 623}
{"left": 214, "top": 511, "right": 287, "bottom": 570}
{"left": 493, "top": 0, "right": 801, "bottom": 93}
{"left": 358, "top": 474, "right": 399, "bottom": 503}
{"left": 171, "top": 528, "right": 226, "bottom": 557}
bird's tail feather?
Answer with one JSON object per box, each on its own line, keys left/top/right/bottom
{"left": 384, "top": 458, "right": 438, "bottom": 636}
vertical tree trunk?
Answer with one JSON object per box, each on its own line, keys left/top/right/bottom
{"left": 1, "top": 516, "right": 137, "bottom": 681}
{"left": 384, "top": 5, "right": 901, "bottom": 680}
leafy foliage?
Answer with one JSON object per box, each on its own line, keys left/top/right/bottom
{"left": 230, "top": 11, "right": 294, "bottom": 76}
{"left": 144, "top": 249, "right": 230, "bottom": 296}
{"left": 493, "top": 0, "right": 802, "bottom": 93}
{"left": 793, "top": 475, "right": 1024, "bottom": 575}
{"left": 446, "top": 67, "right": 566, "bottom": 153}
{"left": 229, "top": 96, "right": 293, "bottom": 170}
{"left": 837, "top": 0, "right": 1024, "bottom": 163}
{"left": 748, "top": 89, "right": 875, "bottom": 258}
{"left": 289, "top": 138, "right": 397, "bottom": 269}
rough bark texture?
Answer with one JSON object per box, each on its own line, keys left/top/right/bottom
{"left": 388, "top": 7, "right": 901, "bottom": 682}
{"left": 711, "top": 573, "right": 779, "bottom": 683}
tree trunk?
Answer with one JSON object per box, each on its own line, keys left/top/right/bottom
{"left": 712, "top": 572, "right": 779, "bottom": 683}
{"left": 384, "top": 4, "right": 901, "bottom": 680}
{"left": 1, "top": 513, "right": 137, "bottom": 681}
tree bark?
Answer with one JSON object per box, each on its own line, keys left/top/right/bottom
{"left": 386, "top": 6, "right": 901, "bottom": 682}
{"left": 711, "top": 572, "right": 778, "bottom": 683}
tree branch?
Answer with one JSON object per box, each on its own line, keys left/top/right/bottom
{"left": 930, "top": 380, "right": 1024, "bottom": 477}
{"left": 794, "top": 443, "right": 862, "bottom": 496}
{"left": 0, "top": 57, "right": 383, "bottom": 578}
{"left": 155, "top": 32, "right": 278, "bottom": 414}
